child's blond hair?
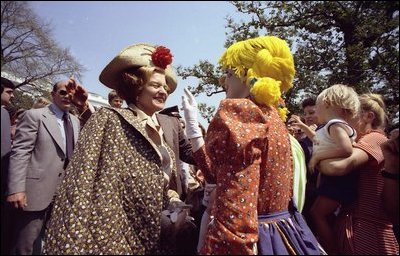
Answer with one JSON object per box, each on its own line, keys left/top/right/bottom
{"left": 317, "top": 84, "right": 360, "bottom": 119}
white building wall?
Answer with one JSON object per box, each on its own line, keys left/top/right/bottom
{"left": 88, "top": 92, "right": 110, "bottom": 108}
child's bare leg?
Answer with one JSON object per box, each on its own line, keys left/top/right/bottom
{"left": 310, "top": 195, "right": 340, "bottom": 254}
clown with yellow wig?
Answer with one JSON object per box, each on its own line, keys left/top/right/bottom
{"left": 182, "top": 36, "right": 324, "bottom": 255}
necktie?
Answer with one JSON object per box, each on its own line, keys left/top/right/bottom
{"left": 63, "top": 112, "right": 74, "bottom": 161}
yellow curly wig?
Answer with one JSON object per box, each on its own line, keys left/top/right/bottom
{"left": 219, "top": 36, "right": 295, "bottom": 121}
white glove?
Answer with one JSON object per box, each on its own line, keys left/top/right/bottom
{"left": 182, "top": 87, "right": 203, "bottom": 139}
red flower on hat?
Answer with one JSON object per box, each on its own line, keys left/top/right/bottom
{"left": 151, "top": 46, "right": 173, "bottom": 69}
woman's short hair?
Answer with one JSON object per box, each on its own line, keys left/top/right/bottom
{"left": 115, "top": 66, "right": 165, "bottom": 105}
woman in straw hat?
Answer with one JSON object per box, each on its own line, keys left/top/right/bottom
{"left": 182, "top": 36, "right": 325, "bottom": 255}
{"left": 43, "top": 43, "right": 196, "bottom": 254}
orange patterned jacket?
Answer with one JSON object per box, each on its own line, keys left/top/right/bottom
{"left": 195, "top": 98, "right": 294, "bottom": 255}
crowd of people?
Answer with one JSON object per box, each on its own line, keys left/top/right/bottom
{"left": 1, "top": 35, "right": 399, "bottom": 255}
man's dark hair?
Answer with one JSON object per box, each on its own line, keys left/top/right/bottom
{"left": 301, "top": 97, "right": 316, "bottom": 109}
{"left": 1, "top": 77, "right": 15, "bottom": 94}
{"left": 52, "top": 81, "right": 61, "bottom": 92}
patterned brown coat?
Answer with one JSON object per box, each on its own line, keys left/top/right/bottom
{"left": 43, "top": 107, "right": 177, "bottom": 254}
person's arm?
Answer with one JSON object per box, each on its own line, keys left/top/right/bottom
{"left": 318, "top": 147, "right": 369, "bottom": 176}
{"left": 309, "top": 124, "right": 353, "bottom": 172}
{"left": 181, "top": 88, "right": 212, "bottom": 183}
{"left": 198, "top": 99, "right": 264, "bottom": 255}
{"left": 290, "top": 114, "right": 316, "bottom": 139}
{"left": 66, "top": 77, "right": 95, "bottom": 127}
{"left": 6, "top": 109, "right": 38, "bottom": 209}
{"left": 76, "top": 102, "right": 95, "bottom": 126}
{"left": 176, "top": 118, "right": 196, "bottom": 165}
{"left": 380, "top": 134, "right": 399, "bottom": 225}
{"left": 181, "top": 88, "right": 205, "bottom": 152}
{"left": 381, "top": 133, "right": 399, "bottom": 175}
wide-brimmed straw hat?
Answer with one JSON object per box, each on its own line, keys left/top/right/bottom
{"left": 99, "top": 43, "right": 177, "bottom": 93}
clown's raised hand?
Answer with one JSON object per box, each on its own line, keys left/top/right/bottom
{"left": 182, "top": 87, "right": 202, "bottom": 139}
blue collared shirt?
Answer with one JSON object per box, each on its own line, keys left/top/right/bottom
{"left": 49, "top": 104, "right": 68, "bottom": 150}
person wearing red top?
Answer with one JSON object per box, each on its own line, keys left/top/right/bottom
{"left": 182, "top": 36, "right": 324, "bottom": 255}
{"left": 319, "top": 93, "right": 399, "bottom": 254}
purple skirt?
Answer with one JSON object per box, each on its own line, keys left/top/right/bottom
{"left": 258, "top": 210, "right": 326, "bottom": 255}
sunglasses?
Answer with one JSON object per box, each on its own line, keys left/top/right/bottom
{"left": 57, "top": 90, "right": 68, "bottom": 96}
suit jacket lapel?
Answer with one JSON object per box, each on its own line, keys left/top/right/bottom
{"left": 156, "top": 113, "right": 174, "bottom": 150}
{"left": 42, "top": 106, "right": 65, "bottom": 155}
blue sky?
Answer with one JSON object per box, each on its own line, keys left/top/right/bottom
{"left": 29, "top": 1, "right": 240, "bottom": 127}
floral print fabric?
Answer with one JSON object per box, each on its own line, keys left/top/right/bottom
{"left": 43, "top": 107, "right": 175, "bottom": 254}
{"left": 195, "top": 99, "right": 294, "bottom": 255}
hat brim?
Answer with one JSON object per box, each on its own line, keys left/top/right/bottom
{"left": 99, "top": 44, "right": 177, "bottom": 93}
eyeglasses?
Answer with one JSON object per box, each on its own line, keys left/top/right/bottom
{"left": 58, "top": 90, "right": 68, "bottom": 96}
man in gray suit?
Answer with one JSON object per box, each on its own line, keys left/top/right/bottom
{"left": 6, "top": 78, "right": 90, "bottom": 255}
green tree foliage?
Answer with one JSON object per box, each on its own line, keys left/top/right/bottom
{"left": 198, "top": 103, "right": 216, "bottom": 124}
{"left": 178, "top": 1, "right": 399, "bottom": 121}
{"left": 1, "top": 1, "right": 86, "bottom": 90}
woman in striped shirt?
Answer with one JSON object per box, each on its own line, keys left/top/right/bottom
{"left": 318, "top": 93, "right": 399, "bottom": 254}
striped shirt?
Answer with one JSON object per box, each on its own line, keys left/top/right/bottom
{"left": 339, "top": 130, "right": 399, "bottom": 254}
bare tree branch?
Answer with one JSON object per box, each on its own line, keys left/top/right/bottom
{"left": 1, "top": 1, "right": 86, "bottom": 90}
